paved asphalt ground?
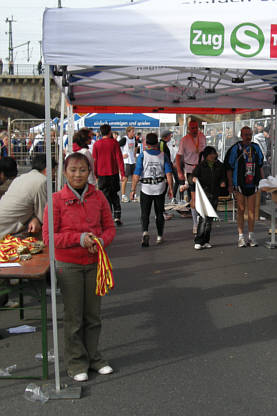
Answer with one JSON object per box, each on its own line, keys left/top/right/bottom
{"left": 0, "top": 195, "right": 277, "bottom": 416}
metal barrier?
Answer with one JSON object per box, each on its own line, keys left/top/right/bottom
{"left": 203, "top": 117, "right": 273, "bottom": 163}
{"left": 0, "top": 64, "right": 44, "bottom": 76}
{"left": 3, "top": 119, "right": 58, "bottom": 189}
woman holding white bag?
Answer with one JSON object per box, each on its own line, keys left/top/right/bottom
{"left": 190, "top": 146, "right": 226, "bottom": 250}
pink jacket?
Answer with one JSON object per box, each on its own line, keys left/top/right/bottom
{"left": 43, "top": 184, "right": 115, "bottom": 265}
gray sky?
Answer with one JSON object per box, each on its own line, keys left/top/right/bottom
{"left": 0, "top": 0, "right": 131, "bottom": 65}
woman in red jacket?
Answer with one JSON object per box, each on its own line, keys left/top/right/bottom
{"left": 43, "top": 152, "right": 116, "bottom": 382}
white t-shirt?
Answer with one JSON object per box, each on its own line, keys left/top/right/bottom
{"left": 121, "top": 136, "right": 136, "bottom": 164}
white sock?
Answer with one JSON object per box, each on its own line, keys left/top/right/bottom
{"left": 191, "top": 208, "right": 198, "bottom": 227}
{"left": 249, "top": 232, "right": 255, "bottom": 238}
{"left": 239, "top": 233, "right": 244, "bottom": 239}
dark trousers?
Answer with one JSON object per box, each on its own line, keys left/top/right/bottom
{"left": 98, "top": 174, "right": 121, "bottom": 219}
{"left": 140, "top": 191, "right": 165, "bottom": 236}
{"left": 56, "top": 261, "right": 107, "bottom": 375}
{"left": 172, "top": 167, "right": 179, "bottom": 198}
{"left": 194, "top": 197, "right": 218, "bottom": 245}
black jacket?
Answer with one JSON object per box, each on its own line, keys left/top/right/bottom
{"left": 192, "top": 160, "right": 226, "bottom": 198}
{"left": 159, "top": 139, "right": 173, "bottom": 168}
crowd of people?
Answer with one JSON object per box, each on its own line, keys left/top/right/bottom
{"left": 0, "top": 118, "right": 270, "bottom": 382}
{"left": 0, "top": 121, "right": 269, "bottom": 249}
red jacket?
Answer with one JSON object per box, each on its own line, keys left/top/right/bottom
{"left": 72, "top": 142, "right": 82, "bottom": 152}
{"left": 92, "top": 137, "right": 125, "bottom": 178}
{"left": 43, "top": 184, "right": 116, "bottom": 265}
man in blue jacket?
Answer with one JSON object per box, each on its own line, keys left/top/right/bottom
{"left": 225, "top": 126, "right": 264, "bottom": 248}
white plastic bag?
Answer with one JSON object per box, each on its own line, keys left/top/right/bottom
{"left": 195, "top": 179, "right": 218, "bottom": 219}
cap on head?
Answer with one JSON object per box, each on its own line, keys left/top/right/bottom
{"left": 146, "top": 133, "right": 158, "bottom": 146}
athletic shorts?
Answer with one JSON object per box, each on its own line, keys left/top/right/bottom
{"left": 124, "top": 163, "right": 136, "bottom": 178}
{"left": 234, "top": 185, "right": 258, "bottom": 197}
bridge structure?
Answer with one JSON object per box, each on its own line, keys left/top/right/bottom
{"left": 0, "top": 65, "right": 61, "bottom": 119}
{"left": 0, "top": 64, "right": 263, "bottom": 124}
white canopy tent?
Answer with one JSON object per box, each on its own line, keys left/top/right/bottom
{"left": 42, "top": 0, "right": 277, "bottom": 393}
{"left": 43, "top": 1, "right": 277, "bottom": 113}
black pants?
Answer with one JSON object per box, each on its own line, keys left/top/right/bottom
{"left": 140, "top": 191, "right": 165, "bottom": 236}
{"left": 172, "top": 167, "right": 181, "bottom": 198}
{"left": 97, "top": 174, "right": 121, "bottom": 220}
{"left": 194, "top": 197, "right": 218, "bottom": 245}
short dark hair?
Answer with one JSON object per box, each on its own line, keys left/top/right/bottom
{"left": 73, "top": 128, "right": 91, "bottom": 149}
{"left": 0, "top": 157, "right": 18, "bottom": 178}
{"left": 31, "top": 153, "right": 57, "bottom": 171}
{"left": 100, "top": 124, "right": 111, "bottom": 136}
{"left": 64, "top": 152, "right": 90, "bottom": 171}
{"left": 146, "top": 132, "right": 158, "bottom": 145}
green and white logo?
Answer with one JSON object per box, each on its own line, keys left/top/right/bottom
{"left": 231, "top": 23, "right": 264, "bottom": 57}
{"left": 190, "top": 21, "right": 224, "bottom": 56}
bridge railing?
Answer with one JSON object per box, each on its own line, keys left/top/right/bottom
{"left": 0, "top": 63, "right": 44, "bottom": 76}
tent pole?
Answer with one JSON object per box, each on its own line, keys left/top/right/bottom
{"left": 232, "top": 116, "right": 236, "bottom": 140}
{"left": 266, "top": 106, "right": 276, "bottom": 248}
{"left": 271, "top": 104, "right": 277, "bottom": 245}
{"left": 274, "top": 103, "right": 277, "bottom": 176}
{"left": 57, "top": 91, "right": 65, "bottom": 191}
{"left": 68, "top": 105, "right": 74, "bottom": 153}
{"left": 44, "top": 64, "right": 61, "bottom": 391}
{"left": 222, "top": 122, "right": 226, "bottom": 161}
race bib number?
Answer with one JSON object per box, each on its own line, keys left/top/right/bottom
{"left": 245, "top": 162, "right": 254, "bottom": 184}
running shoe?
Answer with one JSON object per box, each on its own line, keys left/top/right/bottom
{"left": 114, "top": 218, "right": 123, "bottom": 226}
{"left": 98, "top": 365, "right": 113, "bottom": 375}
{"left": 248, "top": 235, "right": 258, "bottom": 247}
{"left": 72, "top": 373, "right": 88, "bottom": 382}
{"left": 141, "top": 232, "right": 150, "bottom": 247}
{"left": 238, "top": 236, "right": 247, "bottom": 247}
{"left": 121, "top": 195, "right": 129, "bottom": 203}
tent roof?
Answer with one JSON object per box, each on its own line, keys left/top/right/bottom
{"left": 55, "top": 65, "right": 277, "bottom": 113}
{"left": 43, "top": 2, "right": 277, "bottom": 112}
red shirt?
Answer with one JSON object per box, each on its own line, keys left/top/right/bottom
{"left": 92, "top": 137, "right": 125, "bottom": 178}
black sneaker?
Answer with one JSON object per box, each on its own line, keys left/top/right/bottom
{"left": 114, "top": 219, "right": 123, "bottom": 226}
{"left": 141, "top": 233, "right": 149, "bottom": 247}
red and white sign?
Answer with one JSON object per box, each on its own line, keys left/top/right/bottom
{"left": 270, "top": 25, "right": 277, "bottom": 58}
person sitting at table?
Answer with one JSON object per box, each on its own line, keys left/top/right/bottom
{"left": 0, "top": 156, "right": 19, "bottom": 305}
{"left": 0, "top": 156, "right": 18, "bottom": 199}
{"left": 0, "top": 154, "right": 56, "bottom": 239}
{"left": 42, "top": 152, "right": 116, "bottom": 382}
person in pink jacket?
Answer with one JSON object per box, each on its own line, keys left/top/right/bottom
{"left": 43, "top": 152, "right": 116, "bottom": 382}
